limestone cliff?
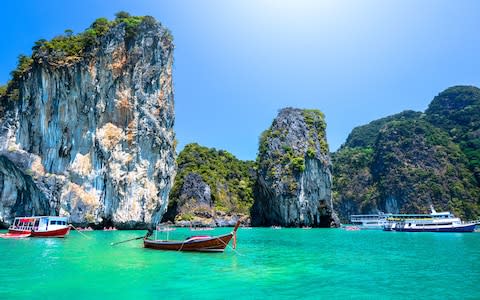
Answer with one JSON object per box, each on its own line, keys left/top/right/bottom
{"left": 252, "top": 108, "right": 339, "bottom": 227}
{"left": 0, "top": 15, "right": 176, "bottom": 228}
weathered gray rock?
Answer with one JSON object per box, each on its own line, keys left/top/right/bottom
{"left": 166, "top": 172, "right": 213, "bottom": 221}
{"left": 0, "top": 18, "right": 176, "bottom": 228}
{"left": 164, "top": 172, "right": 247, "bottom": 227}
{"left": 252, "top": 108, "right": 339, "bottom": 227}
{"left": 179, "top": 173, "right": 213, "bottom": 208}
{"left": 0, "top": 155, "right": 51, "bottom": 227}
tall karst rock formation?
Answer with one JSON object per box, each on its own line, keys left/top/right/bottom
{"left": 0, "top": 15, "right": 176, "bottom": 228}
{"left": 252, "top": 108, "right": 339, "bottom": 227}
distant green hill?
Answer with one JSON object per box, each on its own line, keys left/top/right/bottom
{"left": 344, "top": 110, "right": 422, "bottom": 148}
{"left": 425, "top": 86, "right": 480, "bottom": 184}
{"left": 333, "top": 86, "right": 480, "bottom": 221}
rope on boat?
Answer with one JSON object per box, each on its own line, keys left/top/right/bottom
{"left": 110, "top": 235, "right": 145, "bottom": 246}
{"left": 178, "top": 240, "right": 187, "bottom": 251}
{"left": 216, "top": 234, "right": 244, "bottom": 256}
{"left": 69, "top": 225, "right": 92, "bottom": 239}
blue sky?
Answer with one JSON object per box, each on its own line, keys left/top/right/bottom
{"left": 1, "top": 0, "right": 479, "bottom": 160}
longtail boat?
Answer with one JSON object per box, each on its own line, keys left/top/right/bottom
{"left": 144, "top": 221, "right": 240, "bottom": 252}
{"left": 0, "top": 216, "right": 70, "bottom": 238}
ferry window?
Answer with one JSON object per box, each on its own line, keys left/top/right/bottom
{"left": 50, "top": 220, "right": 56, "bottom": 225}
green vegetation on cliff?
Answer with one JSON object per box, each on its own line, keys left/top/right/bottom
{"left": 0, "top": 85, "right": 7, "bottom": 99}
{"left": 333, "top": 87, "right": 480, "bottom": 221}
{"left": 1, "top": 12, "right": 172, "bottom": 105}
{"left": 169, "top": 143, "right": 256, "bottom": 215}
{"left": 302, "top": 109, "right": 329, "bottom": 154}
{"left": 344, "top": 110, "right": 421, "bottom": 148}
{"left": 257, "top": 108, "right": 329, "bottom": 193}
{"left": 31, "top": 12, "right": 148, "bottom": 61}
{"left": 425, "top": 86, "right": 480, "bottom": 183}
{"left": 332, "top": 146, "right": 375, "bottom": 214}
{"left": 374, "top": 119, "right": 478, "bottom": 217}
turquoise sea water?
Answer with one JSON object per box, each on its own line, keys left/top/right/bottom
{"left": 1, "top": 228, "right": 479, "bottom": 299}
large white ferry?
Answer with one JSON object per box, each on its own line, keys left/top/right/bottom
{"left": 383, "top": 208, "right": 477, "bottom": 232}
{"left": 349, "top": 213, "right": 388, "bottom": 229}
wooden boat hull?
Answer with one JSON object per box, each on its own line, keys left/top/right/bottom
{"left": 144, "top": 233, "right": 234, "bottom": 252}
{"left": 8, "top": 226, "right": 70, "bottom": 238}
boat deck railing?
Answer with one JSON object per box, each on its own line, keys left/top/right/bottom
{"left": 9, "top": 225, "right": 38, "bottom": 231}
{"left": 465, "top": 220, "right": 480, "bottom": 225}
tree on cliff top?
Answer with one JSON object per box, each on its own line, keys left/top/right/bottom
{"left": 1, "top": 12, "right": 165, "bottom": 105}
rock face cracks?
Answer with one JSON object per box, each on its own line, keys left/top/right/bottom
{"left": 0, "top": 18, "right": 176, "bottom": 228}
{"left": 252, "top": 108, "right": 339, "bottom": 227}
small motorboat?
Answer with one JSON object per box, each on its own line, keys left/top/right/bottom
{"left": 157, "top": 226, "right": 176, "bottom": 232}
{"left": 103, "top": 227, "right": 118, "bottom": 231}
{"left": 190, "top": 226, "right": 214, "bottom": 231}
{"left": 144, "top": 221, "right": 240, "bottom": 252}
{"left": 0, "top": 232, "right": 31, "bottom": 239}
{"left": 344, "top": 226, "right": 361, "bottom": 231}
{"left": 76, "top": 227, "right": 94, "bottom": 231}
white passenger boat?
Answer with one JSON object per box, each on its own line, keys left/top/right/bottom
{"left": 349, "top": 213, "right": 387, "bottom": 229}
{"left": 1, "top": 216, "right": 70, "bottom": 238}
{"left": 383, "top": 207, "right": 477, "bottom": 232}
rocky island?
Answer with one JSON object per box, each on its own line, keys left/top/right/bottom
{"left": 252, "top": 108, "right": 339, "bottom": 227}
{"left": 0, "top": 13, "right": 176, "bottom": 228}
